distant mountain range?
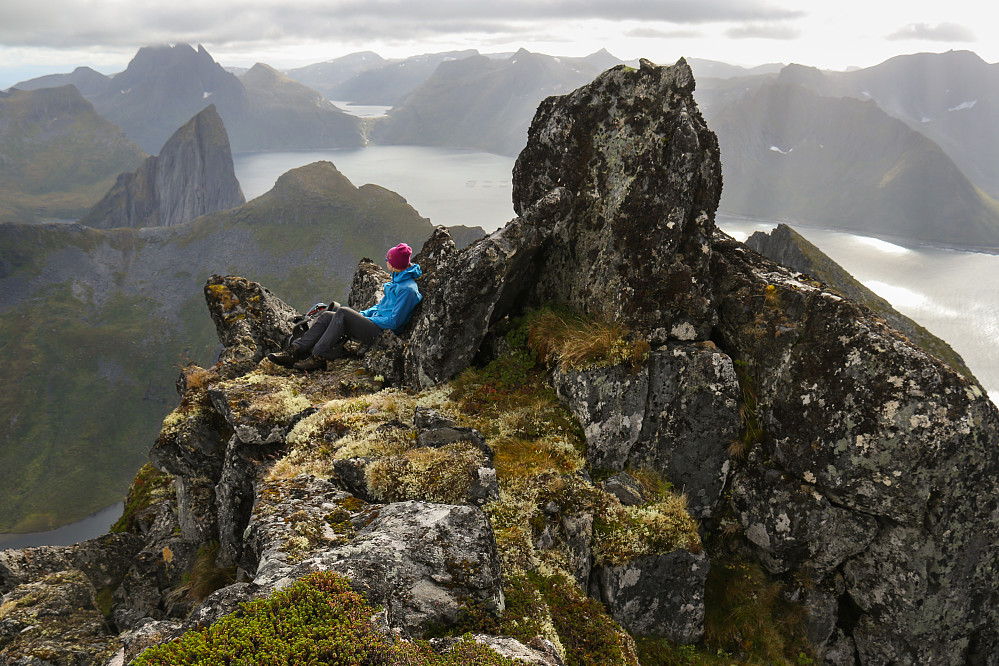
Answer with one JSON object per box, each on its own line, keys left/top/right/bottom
{"left": 776, "top": 51, "right": 999, "bottom": 199}
{"left": 15, "top": 44, "right": 364, "bottom": 155}
{"left": 373, "top": 48, "right": 622, "bottom": 156}
{"left": 711, "top": 81, "right": 999, "bottom": 249}
{"left": 288, "top": 50, "right": 481, "bottom": 106}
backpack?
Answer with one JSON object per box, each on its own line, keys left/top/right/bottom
{"left": 286, "top": 301, "right": 339, "bottom": 348}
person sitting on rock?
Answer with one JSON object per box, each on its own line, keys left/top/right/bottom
{"left": 268, "top": 243, "right": 423, "bottom": 371}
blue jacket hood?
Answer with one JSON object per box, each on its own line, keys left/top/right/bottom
{"left": 360, "top": 263, "right": 423, "bottom": 332}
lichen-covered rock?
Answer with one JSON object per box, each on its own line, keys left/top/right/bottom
{"left": 360, "top": 330, "right": 406, "bottom": 386}
{"left": 347, "top": 258, "right": 390, "bottom": 311}
{"left": 432, "top": 634, "right": 567, "bottom": 665}
{"left": 207, "top": 372, "right": 317, "bottom": 445}
{"left": 104, "top": 619, "right": 182, "bottom": 666}
{"left": 513, "top": 58, "right": 721, "bottom": 343}
{"left": 203, "top": 275, "right": 299, "bottom": 378}
{"left": 731, "top": 467, "right": 877, "bottom": 577}
{"left": 554, "top": 343, "right": 740, "bottom": 518}
{"left": 711, "top": 232, "right": 999, "bottom": 662}
{"left": 601, "top": 473, "right": 646, "bottom": 507}
{"left": 149, "top": 395, "right": 231, "bottom": 480}
{"left": 589, "top": 551, "right": 708, "bottom": 644}
{"left": 404, "top": 188, "right": 572, "bottom": 387}
{"left": 0, "top": 533, "right": 144, "bottom": 597}
{"left": 174, "top": 476, "right": 217, "bottom": 543}
{"left": 111, "top": 535, "right": 199, "bottom": 631}
{"left": 0, "top": 570, "right": 115, "bottom": 665}
{"left": 242, "top": 475, "right": 505, "bottom": 637}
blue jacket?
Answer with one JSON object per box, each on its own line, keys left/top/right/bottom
{"left": 361, "top": 263, "right": 423, "bottom": 332}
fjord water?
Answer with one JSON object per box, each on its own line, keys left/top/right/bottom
{"left": 234, "top": 146, "right": 516, "bottom": 231}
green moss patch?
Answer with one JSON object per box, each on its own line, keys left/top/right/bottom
{"left": 133, "top": 571, "right": 517, "bottom": 665}
{"left": 110, "top": 463, "right": 175, "bottom": 534}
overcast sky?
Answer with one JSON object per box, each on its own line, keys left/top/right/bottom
{"left": 0, "top": 0, "right": 994, "bottom": 88}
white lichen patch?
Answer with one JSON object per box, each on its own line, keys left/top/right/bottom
{"left": 592, "top": 494, "right": 701, "bottom": 566}
{"left": 670, "top": 322, "right": 697, "bottom": 340}
{"left": 365, "top": 443, "right": 486, "bottom": 504}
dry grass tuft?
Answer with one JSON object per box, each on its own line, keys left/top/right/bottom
{"left": 528, "top": 310, "right": 649, "bottom": 372}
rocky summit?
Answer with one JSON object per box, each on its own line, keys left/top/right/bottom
{"left": 79, "top": 105, "right": 245, "bottom": 229}
{"left": 3, "top": 58, "right": 999, "bottom": 666}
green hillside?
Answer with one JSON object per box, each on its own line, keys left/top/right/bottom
{"left": 0, "top": 86, "right": 146, "bottom": 223}
{"left": 0, "top": 161, "right": 434, "bottom": 532}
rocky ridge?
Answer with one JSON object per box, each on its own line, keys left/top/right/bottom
{"left": 2, "top": 57, "right": 999, "bottom": 666}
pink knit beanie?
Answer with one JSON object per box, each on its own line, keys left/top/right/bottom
{"left": 386, "top": 243, "right": 413, "bottom": 270}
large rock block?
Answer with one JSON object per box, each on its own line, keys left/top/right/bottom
{"left": 0, "top": 570, "right": 116, "bottom": 665}
{"left": 242, "top": 475, "right": 505, "bottom": 637}
{"left": 589, "top": 550, "right": 709, "bottom": 644}
{"left": 553, "top": 343, "right": 740, "bottom": 518}
{"left": 203, "top": 275, "right": 299, "bottom": 378}
{"left": 404, "top": 189, "right": 571, "bottom": 387}
{"left": 513, "top": 58, "right": 722, "bottom": 342}
{"left": 0, "top": 533, "right": 144, "bottom": 597}
{"left": 711, "top": 233, "right": 999, "bottom": 663}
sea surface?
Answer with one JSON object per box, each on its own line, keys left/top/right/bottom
{"left": 10, "top": 147, "right": 997, "bottom": 550}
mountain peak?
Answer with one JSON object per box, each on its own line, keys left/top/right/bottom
{"left": 79, "top": 104, "right": 244, "bottom": 229}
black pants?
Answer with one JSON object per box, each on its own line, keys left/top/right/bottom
{"left": 292, "top": 305, "right": 383, "bottom": 359}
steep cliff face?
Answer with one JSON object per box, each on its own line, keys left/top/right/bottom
{"left": 79, "top": 105, "right": 245, "bottom": 229}
{"left": 3, "top": 57, "right": 999, "bottom": 666}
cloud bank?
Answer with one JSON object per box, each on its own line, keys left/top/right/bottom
{"left": 887, "top": 22, "right": 976, "bottom": 42}
{"left": 0, "top": 0, "right": 803, "bottom": 49}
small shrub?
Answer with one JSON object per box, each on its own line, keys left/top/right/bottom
{"left": 110, "top": 463, "right": 174, "bottom": 534}
{"left": 134, "top": 571, "right": 518, "bottom": 666}
{"left": 168, "top": 541, "right": 236, "bottom": 603}
{"left": 703, "top": 559, "right": 812, "bottom": 664}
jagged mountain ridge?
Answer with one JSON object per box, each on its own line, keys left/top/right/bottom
{"left": 0, "top": 85, "right": 146, "bottom": 224}
{"left": 89, "top": 44, "right": 250, "bottom": 155}
{"left": 79, "top": 105, "right": 245, "bottom": 229}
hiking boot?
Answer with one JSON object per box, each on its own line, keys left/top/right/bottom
{"left": 268, "top": 345, "right": 307, "bottom": 367}
{"left": 293, "top": 355, "right": 327, "bottom": 372}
